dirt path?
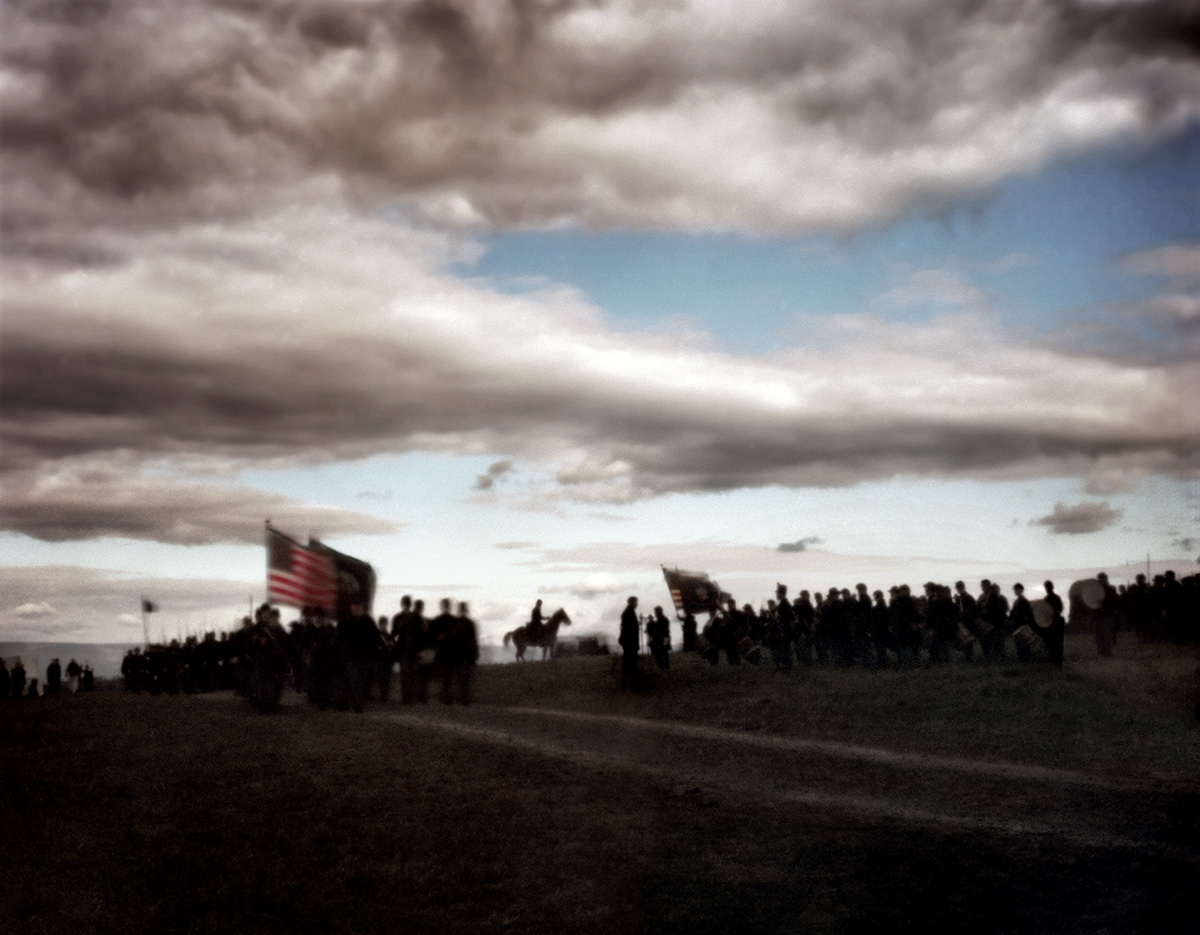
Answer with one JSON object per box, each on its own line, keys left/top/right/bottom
{"left": 379, "top": 704, "right": 1198, "bottom": 852}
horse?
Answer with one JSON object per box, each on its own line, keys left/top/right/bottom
{"left": 504, "top": 608, "right": 571, "bottom": 661}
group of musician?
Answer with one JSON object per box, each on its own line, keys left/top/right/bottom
{"left": 664, "top": 569, "right": 1196, "bottom": 670}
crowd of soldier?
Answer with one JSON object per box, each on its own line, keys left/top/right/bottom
{"left": 117, "top": 595, "right": 480, "bottom": 714}
{"left": 0, "top": 657, "right": 95, "bottom": 699}
{"left": 635, "top": 570, "right": 1196, "bottom": 674}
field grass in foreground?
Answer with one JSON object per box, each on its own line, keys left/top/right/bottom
{"left": 2, "top": 636, "right": 1197, "bottom": 935}
{"left": 481, "top": 636, "right": 1200, "bottom": 780}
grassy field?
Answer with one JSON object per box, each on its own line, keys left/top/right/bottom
{"left": 3, "top": 636, "right": 1198, "bottom": 934}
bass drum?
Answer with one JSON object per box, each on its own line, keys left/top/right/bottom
{"left": 1012, "top": 624, "right": 1038, "bottom": 648}
{"left": 1030, "top": 598, "right": 1055, "bottom": 629}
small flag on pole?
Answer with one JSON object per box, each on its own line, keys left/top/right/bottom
{"left": 141, "top": 597, "right": 158, "bottom": 614}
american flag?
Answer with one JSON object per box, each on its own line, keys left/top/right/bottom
{"left": 267, "top": 526, "right": 337, "bottom": 613}
{"left": 662, "top": 566, "right": 720, "bottom": 617}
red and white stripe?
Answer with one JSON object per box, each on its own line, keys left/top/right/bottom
{"left": 267, "top": 533, "right": 337, "bottom": 613}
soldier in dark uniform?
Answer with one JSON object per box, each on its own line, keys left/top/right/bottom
{"left": 46, "top": 659, "right": 61, "bottom": 695}
{"left": 982, "top": 581, "right": 1010, "bottom": 662}
{"left": 428, "top": 599, "right": 459, "bottom": 704}
{"left": 619, "top": 596, "right": 640, "bottom": 686}
{"left": 528, "top": 599, "right": 545, "bottom": 645}
{"left": 1010, "top": 583, "right": 1035, "bottom": 663}
{"left": 1039, "top": 580, "right": 1065, "bottom": 668}
{"left": 337, "top": 599, "right": 381, "bottom": 713}
{"left": 647, "top": 606, "right": 671, "bottom": 670}
{"left": 954, "top": 581, "right": 980, "bottom": 663}
{"left": 791, "top": 590, "right": 813, "bottom": 666}
{"left": 772, "top": 585, "right": 796, "bottom": 673}
{"left": 681, "top": 613, "right": 698, "bottom": 653}
{"left": 11, "top": 660, "right": 27, "bottom": 698}
{"left": 0, "top": 659, "right": 10, "bottom": 700}
{"left": 444, "top": 602, "right": 479, "bottom": 704}
{"left": 1095, "top": 573, "right": 1118, "bottom": 657}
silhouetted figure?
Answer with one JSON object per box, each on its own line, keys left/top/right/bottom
{"left": 795, "top": 590, "right": 815, "bottom": 666}
{"left": 772, "top": 584, "right": 796, "bottom": 672}
{"left": 682, "top": 613, "right": 698, "bottom": 653}
{"left": 65, "top": 658, "right": 82, "bottom": 694}
{"left": 46, "top": 659, "right": 62, "bottom": 695}
{"left": 0, "top": 659, "right": 9, "bottom": 699}
{"left": 1010, "top": 584, "right": 1035, "bottom": 663}
{"left": 1095, "top": 572, "right": 1118, "bottom": 657}
{"left": 395, "top": 597, "right": 428, "bottom": 703}
{"left": 648, "top": 606, "right": 671, "bottom": 670}
{"left": 82, "top": 665, "right": 95, "bottom": 691}
{"left": 1039, "top": 580, "right": 1065, "bottom": 668}
{"left": 619, "top": 596, "right": 640, "bottom": 686}
{"left": 11, "top": 661, "right": 26, "bottom": 698}
{"left": 528, "top": 599, "right": 545, "bottom": 644}
{"left": 428, "top": 599, "right": 459, "bottom": 704}
{"left": 955, "top": 581, "right": 980, "bottom": 663}
{"left": 338, "top": 600, "right": 381, "bottom": 713}
{"left": 446, "top": 602, "right": 479, "bottom": 704}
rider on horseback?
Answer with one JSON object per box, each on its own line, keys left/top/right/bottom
{"left": 528, "top": 599, "right": 545, "bottom": 643}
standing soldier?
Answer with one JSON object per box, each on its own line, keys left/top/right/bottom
{"left": 619, "top": 596, "right": 640, "bottom": 687}
{"left": 773, "top": 584, "right": 796, "bottom": 673}
{"left": 1010, "top": 584, "right": 1036, "bottom": 663}
{"left": 1038, "top": 580, "right": 1066, "bottom": 668}
{"left": 445, "top": 602, "right": 479, "bottom": 704}
{"left": 647, "top": 606, "right": 672, "bottom": 670}
{"left": 428, "top": 599, "right": 459, "bottom": 704}
{"left": 337, "top": 600, "right": 379, "bottom": 714}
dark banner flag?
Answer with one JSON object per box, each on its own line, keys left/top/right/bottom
{"left": 662, "top": 566, "right": 721, "bottom": 617}
{"left": 310, "top": 537, "right": 377, "bottom": 620}
{"left": 266, "top": 525, "right": 338, "bottom": 614}
{"left": 140, "top": 597, "right": 158, "bottom": 614}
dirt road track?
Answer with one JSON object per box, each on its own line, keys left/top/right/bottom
{"left": 380, "top": 704, "right": 1199, "bottom": 853}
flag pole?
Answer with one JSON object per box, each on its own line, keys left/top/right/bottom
{"left": 141, "top": 596, "right": 149, "bottom": 649}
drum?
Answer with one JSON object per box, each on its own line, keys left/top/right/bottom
{"left": 955, "top": 623, "right": 976, "bottom": 650}
{"left": 738, "top": 636, "right": 761, "bottom": 664}
{"left": 1012, "top": 624, "right": 1037, "bottom": 648}
{"left": 974, "top": 619, "right": 994, "bottom": 638}
{"left": 695, "top": 633, "right": 712, "bottom": 654}
{"left": 1030, "top": 598, "right": 1055, "bottom": 629}
{"left": 1069, "top": 578, "right": 1105, "bottom": 610}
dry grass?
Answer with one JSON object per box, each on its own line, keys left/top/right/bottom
{"left": 3, "top": 635, "right": 1197, "bottom": 934}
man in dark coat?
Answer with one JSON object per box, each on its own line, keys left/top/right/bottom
{"left": 619, "top": 596, "right": 640, "bottom": 686}
{"left": 1038, "top": 580, "right": 1065, "bottom": 668}
{"left": 445, "top": 602, "right": 479, "bottom": 704}
{"left": 337, "top": 600, "right": 381, "bottom": 713}
{"left": 46, "top": 659, "right": 61, "bottom": 694}
{"left": 1010, "top": 584, "right": 1036, "bottom": 663}
{"left": 428, "top": 599, "right": 459, "bottom": 704}
{"left": 647, "top": 606, "right": 671, "bottom": 670}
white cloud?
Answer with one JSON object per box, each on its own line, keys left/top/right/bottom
{"left": 12, "top": 600, "right": 58, "bottom": 619}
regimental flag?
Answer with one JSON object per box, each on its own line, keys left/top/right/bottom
{"left": 662, "top": 566, "right": 721, "bottom": 617}
{"left": 141, "top": 597, "right": 159, "bottom": 614}
{"left": 267, "top": 525, "right": 338, "bottom": 613}
{"left": 310, "top": 537, "right": 376, "bottom": 619}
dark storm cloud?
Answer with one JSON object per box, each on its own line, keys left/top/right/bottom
{"left": 4, "top": 0, "right": 1200, "bottom": 243}
{"left": 1030, "top": 500, "right": 1124, "bottom": 535}
{"left": 4, "top": 1, "right": 1200, "bottom": 540}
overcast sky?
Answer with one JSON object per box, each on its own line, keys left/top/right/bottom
{"left": 2, "top": 0, "right": 1198, "bottom": 648}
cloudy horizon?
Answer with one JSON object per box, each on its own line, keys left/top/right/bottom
{"left": 3, "top": 0, "right": 1198, "bottom": 647}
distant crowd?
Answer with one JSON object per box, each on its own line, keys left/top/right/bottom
{"left": 0, "top": 657, "right": 95, "bottom": 699}
{"left": 620, "top": 570, "right": 1198, "bottom": 679}
{"left": 118, "top": 595, "right": 479, "bottom": 714}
